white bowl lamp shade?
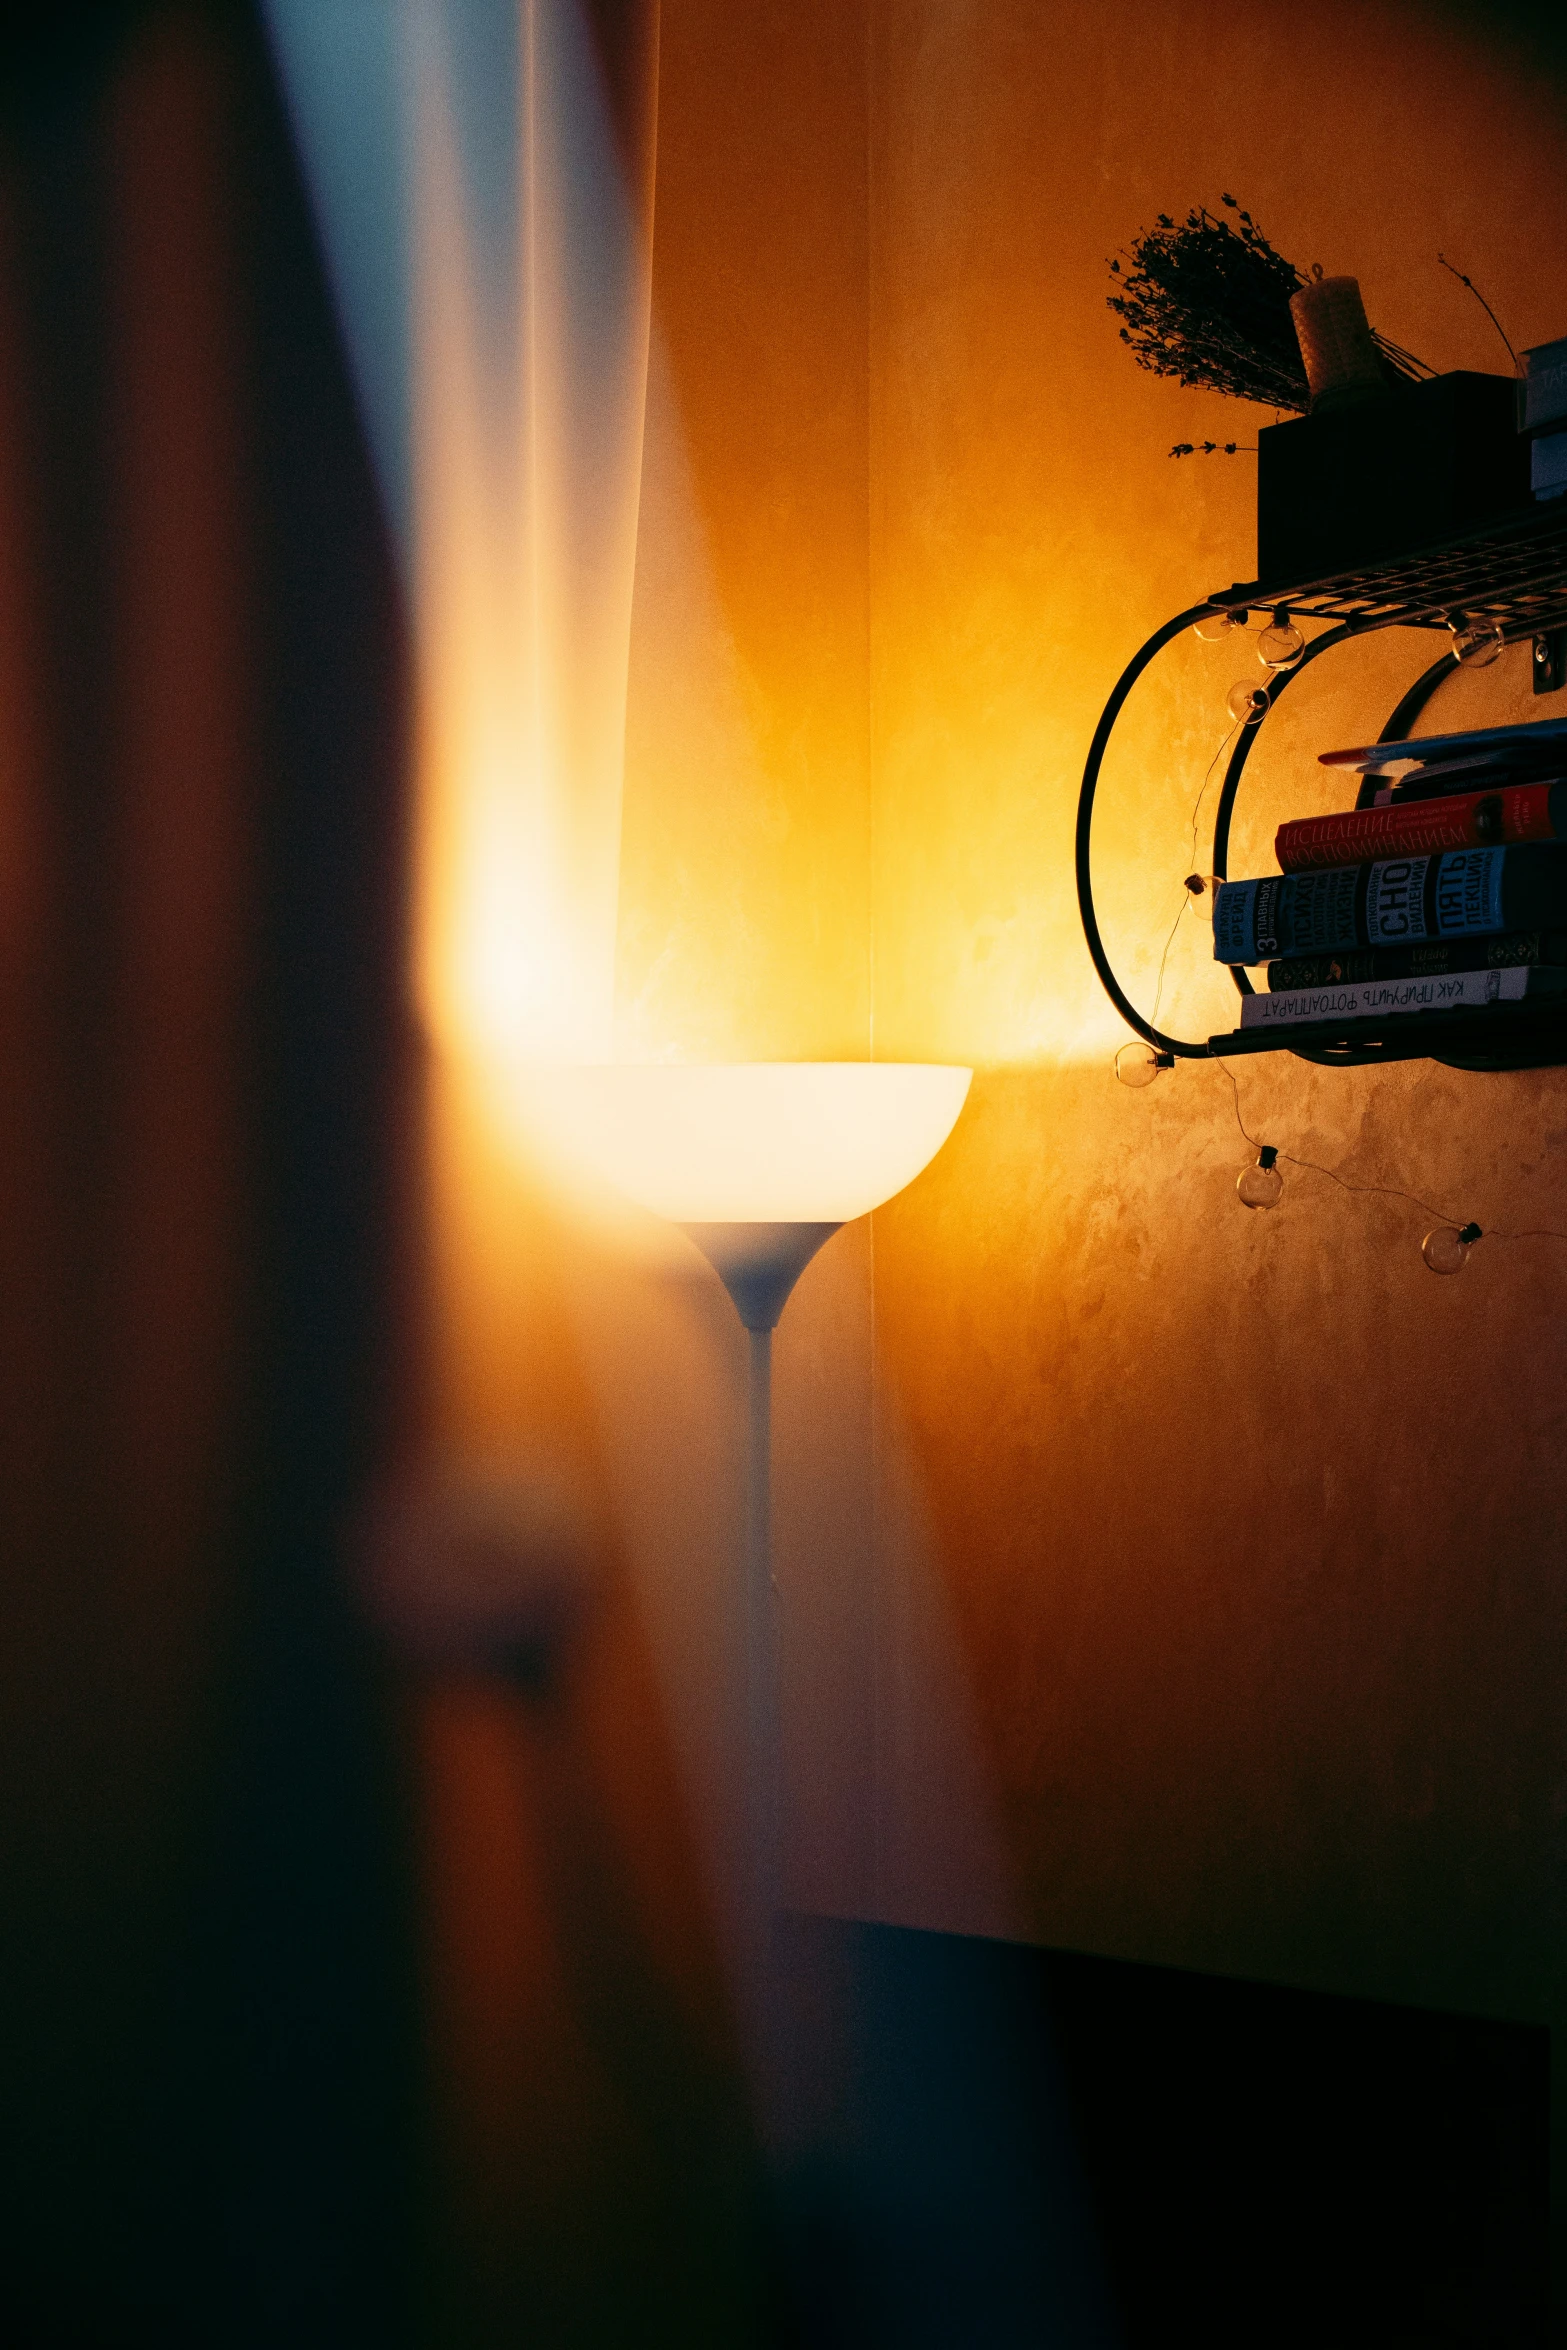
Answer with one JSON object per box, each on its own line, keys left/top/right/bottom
{"left": 530, "top": 1061, "right": 972, "bottom": 1327}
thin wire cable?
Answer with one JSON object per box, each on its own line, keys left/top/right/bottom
{"left": 1124, "top": 712, "right": 1248, "bottom": 1036}
{"left": 1149, "top": 715, "right": 1247, "bottom": 1030}
{"left": 1437, "top": 253, "right": 1518, "bottom": 368}
{"left": 1149, "top": 893, "right": 1189, "bottom": 1030}
{"left": 1189, "top": 714, "right": 1240, "bottom": 877}
{"left": 1210, "top": 1057, "right": 1567, "bottom": 1246}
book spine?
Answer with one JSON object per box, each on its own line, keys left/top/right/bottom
{"left": 1385, "top": 763, "right": 1564, "bottom": 805}
{"left": 1238, "top": 965, "right": 1566, "bottom": 1030}
{"left": 1276, "top": 782, "right": 1563, "bottom": 870}
{"left": 1266, "top": 930, "right": 1567, "bottom": 990}
{"left": 1213, "top": 846, "right": 1554, "bottom": 964}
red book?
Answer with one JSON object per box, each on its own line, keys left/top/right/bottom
{"left": 1275, "top": 782, "right": 1567, "bottom": 872}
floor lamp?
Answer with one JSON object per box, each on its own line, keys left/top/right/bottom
{"left": 527, "top": 1063, "right": 972, "bottom": 1953}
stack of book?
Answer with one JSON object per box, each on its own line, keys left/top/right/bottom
{"left": 1212, "top": 714, "right": 1567, "bottom": 1036}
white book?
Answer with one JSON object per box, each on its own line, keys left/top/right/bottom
{"left": 1238, "top": 964, "right": 1549, "bottom": 1029}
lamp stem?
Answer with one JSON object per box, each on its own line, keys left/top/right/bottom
{"left": 745, "top": 1325, "right": 779, "bottom": 1935}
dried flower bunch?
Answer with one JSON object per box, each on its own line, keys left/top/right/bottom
{"left": 1107, "top": 195, "right": 1430, "bottom": 429}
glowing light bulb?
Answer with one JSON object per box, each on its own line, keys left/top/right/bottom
{"left": 1257, "top": 616, "right": 1305, "bottom": 671}
{"left": 1114, "top": 1040, "right": 1173, "bottom": 1088}
{"left": 1193, "top": 608, "right": 1241, "bottom": 643}
{"left": 1236, "top": 1145, "right": 1282, "bottom": 1209}
{"left": 1227, "top": 679, "right": 1270, "bottom": 726}
{"left": 1421, "top": 1220, "right": 1481, "bottom": 1274}
{"left": 1448, "top": 617, "right": 1504, "bottom": 669}
{"left": 1183, "top": 873, "right": 1221, "bottom": 921}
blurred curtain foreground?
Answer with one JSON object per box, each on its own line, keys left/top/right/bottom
{"left": 0, "top": 5, "right": 759, "bottom": 2345}
{"left": 0, "top": 3, "right": 416, "bottom": 2341}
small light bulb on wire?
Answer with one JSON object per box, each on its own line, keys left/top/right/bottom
{"left": 1257, "top": 609, "right": 1305, "bottom": 672}
{"left": 1183, "top": 872, "right": 1221, "bottom": 921}
{"left": 1115, "top": 1040, "right": 1174, "bottom": 1088}
{"left": 1193, "top": 608, "right": 1242, "bottom": 643}
{"left": 1227, "top": 678, "right": 1270, "bottom": 727}
{"left": 1421, "top": 1220, "right": 1481, "bottom": 1275}
{"left": 1447, "top": 616, "right": 1504, "bottom": 669}
{"left": 1236, "top": 1144, "right": 1282, "bottom": 1209}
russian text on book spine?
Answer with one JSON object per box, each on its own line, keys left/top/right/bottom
{"left": 1237, "top": 965, "right": 1555, "bottom": 1029}
{"left": 1213, "top": 846, "right": 1567, "bottom": 965}
{"left": 1275, "top": 782, "right": 1565, "bottom": 873}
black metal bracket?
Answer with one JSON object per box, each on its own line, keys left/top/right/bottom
{"left": 1076, "top": 609, "right": 1454, "bottom": 1064}
{"left": 1532, "top": 629, "right": 1566, "bottom": 694}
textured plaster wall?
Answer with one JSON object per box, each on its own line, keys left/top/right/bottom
{"left": 624, "top": 0, "right": 1567, "bottom": 1981}
{"left": 620, "top": 0, "right": 1567, "bottom": 2202}
{"left": 419, "top": 0, "right": 1567, "bottom": 2316}
{"left": 863, "top": 0, "right": 1567, "bottom": 2270}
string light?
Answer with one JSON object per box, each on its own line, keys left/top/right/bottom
{"left": 1236, "top": 1143, "right": 1282, "bottom": 1209}
{"left": 1421, "top": 1221, "right": 1481, "bottom": 1275}
{"left": 1213, "top": 1061, "right": 1567, "bottom": 1271}
{"left": 1114, "top": 1040, "right": 1174, "bottom": 1088}
{"left": 1191, "top": 603, "right": 1291, "bottom": 717}
{"left": 1226, "top": 678, "right": 1270, "bottom": 725}
{"left": 1447, "top": 613, "right": 1505, "bottom": 668}
{"left": 1110, "top": 634, "right": 1567, "bottom": 1273}
{"left": 1110, "top": 1047, "right": 1567, "bottom": 1273}
{"left": 1256, "top": 609, "right": 1305, "bottom": 672}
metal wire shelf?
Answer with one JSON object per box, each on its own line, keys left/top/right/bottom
{"left": 1203, "top": 501, "right": 1567, "bottom": 641}
{"left": 1075, "top": 509, "right": 1567, "bottom": 1072}
{"left": 1204, "top": 1000, "right": 1567, "bottom": 1073}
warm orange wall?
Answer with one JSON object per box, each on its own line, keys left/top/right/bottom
{"left": 619, "top": 0, "right": 873, "bottom": 1066}
{"left": 621, "top": 0, "right": 1567, "bottom": 2239}
{"left": 862, "top": 0, "right": 1567, "bottom": 2250}
{"left": 416, "top": 0, "right": 1567, "bottom": 2313}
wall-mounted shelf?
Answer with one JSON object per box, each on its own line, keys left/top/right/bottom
{"left": 1204, "top": 998, "right": 1567, "bottom": 1072}
{"left": 1210, "top": 495, "right": 1567, "bottom": 642}
{"left": 1076, "top": 505, "right": 1567, "bottom": 1073}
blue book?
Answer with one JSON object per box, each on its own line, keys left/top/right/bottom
{"left": 1213, "top": 844, "right": 1567, "bottom": 966}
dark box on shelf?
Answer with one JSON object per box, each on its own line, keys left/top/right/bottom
{"left": 1257, "top": 371, "right": 1528, "bottom": 588}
